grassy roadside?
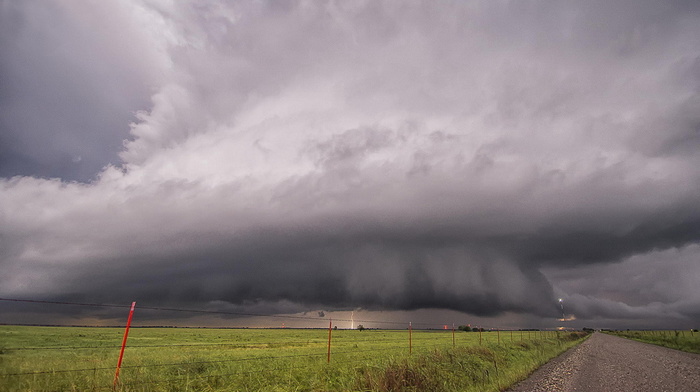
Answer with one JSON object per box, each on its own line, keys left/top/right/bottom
{"left": 603, "top": 330, "right": 700, "bottom": 355}
{"left": 0, "top": 326, "right": 589, "bottom": 391}
{"left": 354, "top": 331, "right": 589, "bottom": 392}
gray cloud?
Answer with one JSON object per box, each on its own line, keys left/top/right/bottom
{"left": 1, "top": 0, "right": 700, "bottom": 329}
{"left": 545, "top": 244, "right": 700, "bottom": 327}
{"left": 0, "top": 1, "right": 158, "bottom": 181}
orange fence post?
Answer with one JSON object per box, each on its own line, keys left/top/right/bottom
{"left": 409, "top": 322, "right": 413, "bottom": 355}
{"left": 113, "top": 301, "right": 136, "bottom": 389}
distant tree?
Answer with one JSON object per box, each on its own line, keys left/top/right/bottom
{"left": 457, "top": 325, "right": 472, "bottom": 332}
{"left": 357, "top": 324, "right": 365, "bottom": 331}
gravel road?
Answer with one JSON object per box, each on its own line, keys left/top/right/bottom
{"left": 507, "top": 332, "right": 700, "bottom": 392}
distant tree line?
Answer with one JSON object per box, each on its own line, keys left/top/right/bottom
{"left": 457, "top": 325, "right": 486, "bottom": 332}
{"left": 456, "top": 326, "right": 548, "bottom": 332}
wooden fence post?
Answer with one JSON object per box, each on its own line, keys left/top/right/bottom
{"left": 327, "top": 319, "right": 332, "bottom": 363}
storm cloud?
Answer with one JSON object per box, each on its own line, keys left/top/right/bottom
{"left": 1, "top": 0, "right": 700, "bottom": 329}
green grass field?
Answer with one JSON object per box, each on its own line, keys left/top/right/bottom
{"left": 0, "top": 326, "right": 588, "bottom": 392}
{"left": 604, "top": 330, "right": 700, "bottom": 354}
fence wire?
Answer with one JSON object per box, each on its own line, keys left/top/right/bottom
{"left": 0, "top": 297, "right": 565, "bottom": 390}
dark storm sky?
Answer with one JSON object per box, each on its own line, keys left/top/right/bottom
{"left": 1, "top": 0, "right": 699, "bottom": 329}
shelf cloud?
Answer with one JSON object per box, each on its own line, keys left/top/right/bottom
{"left": 1, "top": 0, "right": 699, "bottom": 329}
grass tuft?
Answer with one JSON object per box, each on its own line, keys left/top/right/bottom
{"left": 354, "top": 333, "right": 588, "bottom": 392}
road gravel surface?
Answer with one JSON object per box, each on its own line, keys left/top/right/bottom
{"left": 507, "top": 332, "right": 700, "bottom": 392}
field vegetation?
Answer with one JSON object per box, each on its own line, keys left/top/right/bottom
{"left": 0, "top": 325, "right": 588, "bottom": 392}
{"left": 603, "top": 329, "right": 700, "bottom": 354}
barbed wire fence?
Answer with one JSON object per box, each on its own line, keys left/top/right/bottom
{"left": 0, "top": 297, "right": 565, "bottom": 391}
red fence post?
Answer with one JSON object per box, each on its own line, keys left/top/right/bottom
{"left": 113, "top": 301, "right": 136, "bottom": 389}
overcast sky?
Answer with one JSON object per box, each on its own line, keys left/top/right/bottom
{"left": 1, "top": 0, "right": 699, "bottom": 330}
